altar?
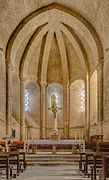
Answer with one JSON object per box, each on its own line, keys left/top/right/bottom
{"left": 24, "top": 139, "right": 85, "bottom": 154}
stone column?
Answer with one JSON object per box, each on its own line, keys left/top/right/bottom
{"left": 40, "top": 83, "right": 46, "bottom": 139}
{"left": 85, "top": 73, "right": 90, "bottom": 141}
{"left": 97, "top": 60, "right": 104, "bottom": 136}
{"left": 20, "top": 77, "right": 25, "bottom": 141}
{"left": 63, "top": 82, "right": 70, "bottom": 139}
{"left": 6, "top": 62, "right": 12, "bottom": 135}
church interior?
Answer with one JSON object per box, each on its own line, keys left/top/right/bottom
{"left": 0, "top": 0, "right": 109, "bottom": 179}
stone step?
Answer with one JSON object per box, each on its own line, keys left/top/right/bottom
{"left": 25, "top": 153, "right": 80, "bottom": 166}
{"left": 27, "top": 161, "right": 79, "bottom": 166}
{"left": 26, "top": 158, "right": 79, "bottom": 162}
{"left": 26, "top": 154, "right": 80, "bottom": 158}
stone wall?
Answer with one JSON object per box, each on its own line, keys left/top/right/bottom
{"left": 12, "top": 70, "right": 20, "bottom": 124}
{"left": 0, "top": 51, "right": 6, "bottom": 139}
{"left": 69, "top": 80, "right": 85, "bottom": 138}
{"left": 0, "top": 1, "right": 109, "bottom": 141}
{"left": 103, "top": 52, "right": 109, "bottom": 141}
{"left": 90, "top": 71, "right": 98, "bottom": 124}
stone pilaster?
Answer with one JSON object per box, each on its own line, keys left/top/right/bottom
{"left": 40, "top": 83, "right": 46, "bottom": 139}
{"left": 97, "top": 60, "right": 104, "bottom": 136}
{"left": 6, "top": 62, "right": 12, "bottom": 135}
{"left": 63, "top": 82, "right": 70, "bottom": 139}
{"left": 20, "top": 76, "right": 25, "bottom": 141}
{"left": 85, "top": 73, "right": 90, "bottom": 141}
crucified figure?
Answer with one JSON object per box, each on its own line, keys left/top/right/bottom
{"left": 48, "top": 93, "right": 62, "bottom": 129}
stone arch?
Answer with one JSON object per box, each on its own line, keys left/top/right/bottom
{"left": 20, "top": 23, "right": 49, "bottom": 78}
{"left": 59, "top": 23, "right": 88, "bottom": 73}
{"left": 55, "top": 29, "right": 69, "bottom": 84}
{"left": 5, "top": 2, "right": 104, "bottom": 138}
{"left": 90, "top": 70, "right": 98, "bottom": 124}
{"left": 5, "top": 3, "right": 103, "bottom": 70}
{"left": 25, "top": 79, "right": 40, "bottom": 126}
{"left": 69, "top": 79, "right": 85, "bottom": 138}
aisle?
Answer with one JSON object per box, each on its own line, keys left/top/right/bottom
{"left": 15, "top": 165, "right": 90, "bottom": 180}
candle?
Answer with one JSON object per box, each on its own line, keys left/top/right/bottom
{"left": 26, "top": 130, "right": 27, "bottom": 144}
{"left": 32, "top": 133, "right": 34, "bottom": 145}
{"left": 75, "top": 131, "right": 77, "bottom": 145}
{"left": 82, "top": 131, "right": 83, "bottom": 144}
{"left": 27, "top": 131, "right": 29, "bottom": 146}
{"left": 79, "top": 132, "right": 81, "bottom": 146}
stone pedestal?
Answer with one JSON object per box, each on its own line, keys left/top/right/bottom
{"left": 50, "top": 128, "right": 60, "bottom": 141}
{"left": 72, "top": 144, "right": 77, "bottom": 154}
{"left": 51, "top": 134, "right": 60, "bottom": 141}
{"left": 32, "top": 144, "right": 37, "bottom": 154}
{"left": 52, "top": 145, "right": 57, "bottom": 154}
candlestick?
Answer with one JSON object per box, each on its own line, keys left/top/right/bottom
{"left": 82, "top": 131, "right": 83, "bottom": 144}
{"left": 75, "top": 131, "right": 77, "bottom": 145}
{"left": 55, "top": 116, "right": 57, "bottom": 129}
{"left": 26, "top": 130, "right": 27, "bottom": 144}
{"left": 79, "top": 132, "right": 81, "bottom": 146}
{"left": 32, "top": 133, "right": 34, "bottom": 145}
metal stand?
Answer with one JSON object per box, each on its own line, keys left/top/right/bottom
{"left": 72, "top": 144, "right": 77, "bottom": 154}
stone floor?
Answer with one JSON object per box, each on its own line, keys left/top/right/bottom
{"left": 14, "top": 165, "right": 91, "bottom": 180}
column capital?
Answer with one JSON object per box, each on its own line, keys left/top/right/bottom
{"left": 5, "top": 61, "right": 12, "bottom": 70}
{"left": 40, "top": 82, "right": 47, "bottom": 88}
{"left": 67, "top": 82, "right": 70, "bottom": 88}
{"left": 63, "top": 81, "right": 70, "bottom": 88}
{"left": 97, "top": 57, "right": 104, "bottom": 69}
{"left": 19, "top": 74, "right": 26, "bottom": 83}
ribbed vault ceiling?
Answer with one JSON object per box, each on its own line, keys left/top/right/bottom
{"left": 5, "top": 3, "right": 103, "bottom": 84}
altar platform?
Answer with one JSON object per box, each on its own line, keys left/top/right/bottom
{"left": 24, "top": 139, "right": 85, "bottom": 154}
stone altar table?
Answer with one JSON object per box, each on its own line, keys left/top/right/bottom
{"left": 24, "top": 139, "right": 85, "bottom": 154}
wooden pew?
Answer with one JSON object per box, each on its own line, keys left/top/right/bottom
{"left": 0, "top": 151, "right": 26, "bottom": 179}
{"left": 91, "top": 152, "right": 109, "bottom": 180}
{"left": 8, "top": 151, "right": 21, "bottom": 176}
{"left": 19, "top": 152, "right": 27, "bottom": 171}
{"left": 85, "top": 141, "right": 96, "bottom": 151}
{"left": 79, "top": 152, "right": 85, "bottom": 171}
{"left": 82, "top": 152, "right": 109, "bottom": 180}
{"left": 85, "top": 141, "right": 109, "bottom": 152}
{"left": 9, "top": 141, "right": 24, "bottom": 152}
{"left": 81, "top": 152, "right": 106, "bottom": 177}
{"left": 99, "top": 156, "right": 109, "bottom": 180}
{"left": 96, "top": 142, "right": 109, "bottom": 152}
{"left": 79, "top": 142, "right": 109, "bottom": 179}
{"left": 83, "top": 152, "right": 94, "bottom": 177}
{"left": 0, "top": 154, "right": 13, "bottom": 179}
{"left": 0, "top": 172, "right": 2, "bottom": 180}
{"left": 8, "top": 151, "right": 27, "bottom": 175}
{"left": 1, "top": 151, "right": 22, "bottom": 177}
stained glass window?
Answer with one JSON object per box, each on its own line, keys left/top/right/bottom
{"left": 25, "top": 89, "right": 29, "bottom": 111}
{"left": 81, "top": 89, "right": 85, "bottom": 111}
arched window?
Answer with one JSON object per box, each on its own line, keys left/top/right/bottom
{"left": 81, "top": 89, "right": 85, "bottom": 111}
{"left": 25, "top": 89, "right": 29, "bottom": 111}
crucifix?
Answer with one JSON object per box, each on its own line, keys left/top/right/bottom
{"left": 48, "top": 93, "right": 62, "bottom": 131}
